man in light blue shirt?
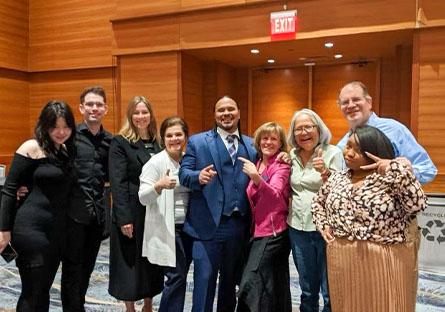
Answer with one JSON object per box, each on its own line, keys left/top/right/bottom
{"left": 337, "top": 81, "right": 437, "bottom": 184}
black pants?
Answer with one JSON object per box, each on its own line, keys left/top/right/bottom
{"left": 17, "top": 252, "right": 60, "bottom": 312}
{"left": 61, "top": 217, "right": 103, "bottom": 311}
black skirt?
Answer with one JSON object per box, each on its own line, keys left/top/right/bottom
{"left": 237, "top": 230, "right": 291, "bottom": 312}
{"left": 108, "top": 204, "right": 164, "bottom": 301}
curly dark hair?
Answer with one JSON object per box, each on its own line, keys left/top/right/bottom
{"left": 34, "top": 100, "right": 76, "bottom": 167}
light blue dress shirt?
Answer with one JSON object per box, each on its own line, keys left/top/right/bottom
{"left": 337, "top": 112, "right": 437, "bottom": 184}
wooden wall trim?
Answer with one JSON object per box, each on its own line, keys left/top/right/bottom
{"left": 410, "top": 30, "right": 420, "bottom": 136}
{"left": 29, "top": 64, "right": 116, "bottom": 74}
{"left": 247, "top": 68, "right": 253, "bottom": 134}
{"left": 374, "top": 58, "right": 381, "bottom": 116}
{"left": 111, "top": 0, "right": 280, "bottom": 22}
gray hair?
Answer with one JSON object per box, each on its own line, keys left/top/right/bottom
{"left": 287, "top": 108, "right": 332, "bottom": 149}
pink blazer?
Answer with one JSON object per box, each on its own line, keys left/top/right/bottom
{"left": 246, "top": 154, "right": 291, "bottom": 237}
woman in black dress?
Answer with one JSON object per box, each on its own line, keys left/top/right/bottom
{"left": 0, "top": 100, "right": 76, "bottom": 311}
{"left": 108, "top": 96, "right": 163, "bottom": 312}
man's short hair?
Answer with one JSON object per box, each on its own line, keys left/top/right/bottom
{"left": 80, "top": 85, "right": 106, "bottom": 104}
{"left": 337, "top": 81, "right": 372, "bottom": 104}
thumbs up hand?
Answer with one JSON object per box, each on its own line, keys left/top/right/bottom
{"left": 154, "top": 169, "right": 177, "bottom": 194}
{"left": 313, "top": 148, "right": 331, "bottom": 182}
{"left": 313, "top": 148, "right": 325, "bottom": 173}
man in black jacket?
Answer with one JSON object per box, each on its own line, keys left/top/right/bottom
{"left": 62, "top": 86, "right": 113, "bottom": 311}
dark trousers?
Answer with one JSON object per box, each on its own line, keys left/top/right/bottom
{"left": 237, "top": 230, "right": 291, "bottom": 312}
{"left": 289, "top": 228, "right": 330, "bottom": 312}
{"left": 159, "top": 225, "right": 192, "bottom": 312}
{"left": 191, "top": 215, "right": 248, "bottom": 312}
{"left": 17, "top": 252, "right": 60, "bottom": 312}
{"left": 61, "top": 217, "right": 103, "bottom": 311}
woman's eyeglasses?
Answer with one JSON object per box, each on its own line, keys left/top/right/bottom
{"left": 294, "top": 125, "right": 317, "bottom": 135}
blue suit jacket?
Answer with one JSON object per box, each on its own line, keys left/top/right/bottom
{"left": 179, "top": 129, "right": 257, "bottom": 240}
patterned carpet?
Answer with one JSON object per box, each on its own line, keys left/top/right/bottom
{"left": 1, "top": 239, "right": 444, "bottom": 311}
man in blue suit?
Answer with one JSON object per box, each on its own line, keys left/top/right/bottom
{"left": 179, "top": 96, "right": 257, "bottom": 312}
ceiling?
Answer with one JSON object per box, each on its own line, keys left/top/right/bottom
{"left": 185, "top": 29, "right": 414, "bottom": 68}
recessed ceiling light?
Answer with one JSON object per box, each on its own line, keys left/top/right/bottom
{"left": 324, "top": 42, "right": 334, "bottom": 48}
{"left": 267, "top": 59, "right": 275, "bottom": 64}
{"left": 299, "top": 57, "right": 307, "bottom": 61}
{"left": 334, "top": 54, "right": 343, "bottom": 59}
{"left": 250, "top": 49, "right": 260, "bottom": 54}
{"left": 304, "top": 62, "right": 316, "bottom": 66}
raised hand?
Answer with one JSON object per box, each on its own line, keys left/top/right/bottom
{"left": 361, "top": 152, "right": 391, "bottom": 175}
{"left": 155, "top": 169, "right": 177, "bottom": 194}
{"left": 238, "top": 157, "right": 261, "bottom": 185}
{"left": 313, "top": 148, "right": 325, "bottom": 173}
{"left": 199, "top": 164, "right": 217, "bottom": 185}
{"left": 238, "top": 157, "right": 258, "bottom": 177}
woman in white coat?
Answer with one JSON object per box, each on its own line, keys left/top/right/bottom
{"left": 139, "top": 116, "right": 191, "bottom": 312}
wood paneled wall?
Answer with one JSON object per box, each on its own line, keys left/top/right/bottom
{"left": 0, "top": 69, "right": 29, "bottom": 167}
{"left": 0, "top": 0, "right": 28, "bottom": 71}
{"left": 29, "top": 68, "right": 116, "bottom": 133}
{"left": 182, "top": 53, "right": 204, "bottom": 135}
{"left": 112, "top": 0, "right": 417, "bottom": 56}
{"left": 29, "top": 0, "right": 115, "bottom": 71}
{"left": 380, "top": 45, "right": 413, "bottom": 126}
{"left": 118, "top": 53, "right": 181, "bottom": 132}
{"left": 312, "top": 63, "right": 378, "bottom": 144}
{"left": 251, "top": 67, "right": 308, "bottom": 135}
{"left": 201, "top": 61, "right": 249, "bottom": 133}
{"left": 415, "top": 27, "right": 445, "bottom": 192}
{"left": 181, "top": 56, "right": 249, "bottom": 135}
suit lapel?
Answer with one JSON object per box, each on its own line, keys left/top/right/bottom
{"left": 131, "top": 140, "right": 150, "bottom": 166}
{"left": 241, "top": 135, "right": 256, "bottom": 162}
{"left": 205, "top": 131, "right": 223, "bottom": 183}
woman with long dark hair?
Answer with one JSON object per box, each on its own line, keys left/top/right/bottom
{"left": 108, "top": 96, "right": 164, "bottom": 312}
{"left": 0, "top": 100, "right": 76, "bottom": 311}
{"left": 312, "top": 125, "right": 427, "bottom": 312}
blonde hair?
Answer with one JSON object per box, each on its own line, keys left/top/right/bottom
{"left": 119, "top": 95, "right": 158, "bottom": 143}
{"left": 253, "top": 122, "right": 288, "bottom": 159}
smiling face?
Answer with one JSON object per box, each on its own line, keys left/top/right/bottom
{"left": 214, "top": 97, "right": 240, "bottom": 133}
{"left": 131, "top": 102, "right": 151, "bottom": 132}
{"left": 79, "top": 92, "right": 107, "bottom": 126}
{"left": 164, "top": 124, "right": 186, "bottom": 157}
{"left": 339, "top": 84, "right": 372, "bottom": 129}
{"left": 343, "top": 134, "right": 369, "bottom": 171}
{"left": 260, "top": 131, "right": 281, "bottom": 159}
{"left": 49, "top": 117, "right": 72, "bottom": 148}
{"left": 293, "top": 114, "right": 319, "bottom": 152}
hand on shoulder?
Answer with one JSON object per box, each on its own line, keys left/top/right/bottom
{"left": 16, "top": 139, "right": 45, "bottom": 159}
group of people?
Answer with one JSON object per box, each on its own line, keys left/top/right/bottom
{"left": 0, "top": 81, "right": 436, "bottom": 312}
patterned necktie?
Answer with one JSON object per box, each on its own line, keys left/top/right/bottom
{"left": 226, "top": 134, "right": 237, "bottom": 164}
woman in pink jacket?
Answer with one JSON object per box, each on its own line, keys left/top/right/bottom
{"left": 237, "top": 122, "right": 291, "bottom": 312}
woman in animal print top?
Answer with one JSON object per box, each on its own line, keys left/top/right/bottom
{"left": 311, "top": 125, "right": 427, "bottom": 312}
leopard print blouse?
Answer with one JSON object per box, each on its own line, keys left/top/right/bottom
{"left": 311, "top": 160, "right": 427, "bottom": 244}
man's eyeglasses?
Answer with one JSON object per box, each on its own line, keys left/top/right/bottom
{"left": 339, "top": 97, "right": 365, "bottom": 107}
{"left": 83, "top": 101, "right": 105, "bottom": 108}
{"left": 294, "top": 125, "right": 317, "bottom": 135}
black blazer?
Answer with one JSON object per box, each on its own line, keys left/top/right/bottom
{"left": 109, "top": 135, "right": 160, "bottom": 227}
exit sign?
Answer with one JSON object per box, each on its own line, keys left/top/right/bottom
{"left": 270, "top": 10, "right": 298, "bottom": 41}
